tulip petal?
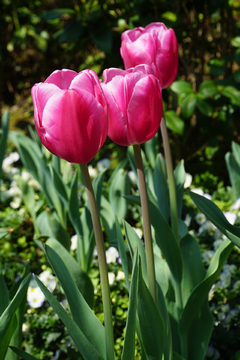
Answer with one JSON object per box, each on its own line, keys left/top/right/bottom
{"left": 31, "top": 83, "right": 61, "bottom": 128}
{"left": 103, "top": 68, "right": 128, "bottom": 83}
{"left": 127, "top": 76, "right": 162, "bottom": 145}
{"left": 42, "top": 89, "right": 106, "bottom": 163}
{"left": 45, "top": 69, "right": 77, "bottom": 89}
{"left": 121, "top": 33, "right": 156, "bottom": 69}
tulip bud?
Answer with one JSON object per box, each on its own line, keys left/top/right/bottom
{"left": 31, "top": 69, "right": 108, "bottom": 164}
{"left": 120, "top": 22, "right": 178, "bottom": 89}
{"left": 102, "top": 65, "right": 163, "bottom": 146}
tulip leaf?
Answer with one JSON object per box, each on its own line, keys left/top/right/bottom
{"left": 165, "top": 110, "right": 185, "bottom": 135}
{"left": 144, "top": 136, "right": 158, "bottom": 169}
{"left": 36, "top": 210, "right": 71, "bottom": 251}
{"left": 172, "top": 352, "right": 186, "bottom": 360}
{"left": 109, "top": 169, "right": 131, "bottom": 221}
{"left": 121, "top": 249, "right": 138, "bottom": 360}
{"left": 101, "top": 196, "right": 117, "bottom": 244}
{"left": 44, "top": 244, "right": 106, "bottom": 358}
{"left": 181, "top": 93, "right": 197, "bottom": 118}
{"left": 0, "top": 274, "right": 31, "bottom": 360}
{"left": 198, "top": 80, "right": 218, "bottom": 98}
{"left": 92, "top": 170, "right": 106, "bottom": 213}
{"left": 10, "top": 347, "right": 38, "bottom": 360}
{"left": 125, "top": 195, "right": 183, "bottom": 284}
{"left": 231, "top": 141, "right": 240, "bottom": 167}
{"left": 225, "top": 152, "right": 240, "bottom": 201}
{"left": 34, "top": 275, "right": 105, "bottom": 360}
{"left": 174, "top": 159, "right": 186, "bottom": 219}
{"left": 154, "top": 154, "right": 170, "bottom": 222}
{"left": 170, "top": 80, "right": 193, "bottom": 94}
{"left": 115, "top": 217, "right": 130, "bottom": 290}
{"left": 179, "top": 238, "right": 234, "bottom": 335}
{"left": 0, "top": 269, "right": 9, "bottom": 317}
{"left": 10, "top": 346, "right": 38, "bottom": 360}
{"left": 0, "top": 110, "right": 9, "bottom": 180}
{"left": 46, "top": 238, "right": 94, "bottom": 308}
{"left": 123, "top": 220, "right": 147, "bottom": 284}
{"left": 137, "top": 258, "right": 165, "bottom": 360}
{"left": 0, "top": 228, "right": 8, "bottom": 240}
{"left": 80, "top": 207, "right": 95, "bottom": 272}
{"left": 189, "top": 191, "right": 240, "bottom": 247}
{"left": 50, "top": 164, "right": 69, "bottom": 208}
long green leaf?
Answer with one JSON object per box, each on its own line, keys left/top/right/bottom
{"left": 225, "top": 152, "right": 240, "bottom": 201}
{"left": 10, "top": 347, "right": 38, "bottom": 360}
{"left": 174, "top": 160, "right": 186, "bottom": 219}
{"left": 45, "top": 245, "right": 106, "bottom": 358}
{"left": 115, "top": 218, "right": 130, "bottom": 290}
{"left": 137, "top": 258, "right": 165, "bottom": 360}
{"left": 34, "top": 276, "right": 105, "bottom": 360}
{"left": 126, "top": 195, "right": 183, "bottom": 284}
{"left": 46, "top": 238, "right": 94, "bottom": 308}
{"left": 0, "top": 110, "right": 9, "bottom": 180}
{"left": 121, "top": 250, "right": 138, "bottom": 360}
{"left": 179, "top": 239, "right": 234, "bottom": 335}
{"left": 0, "top": 268, "right": 9, "bottom": 317}
{"left": 189, "top": 191, "right": 240, "bottom": 247}
{"left": 109, "top": 169, "right": 130, "bottom": 221}
{"left": 123, "top": 221, "right": 148, "bottom": 284}
{"left": 154, "top": 154, "right": 170, "bottom": 222}
{"left": 0, "top": 274, "right": 31, "bottom": 360}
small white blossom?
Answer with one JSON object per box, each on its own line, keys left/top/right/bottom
{"left": 10, "top": 197, "right": 22, "bottom": 209}
{"left": 108, "top": 272, "right": 115, "bottom": 285}
{"left": 133, "top": 227, "right": 143, "bottom": 239}
{"left": 97, "top": 158, "right": 110, "bottom": 172}
{"left": 232, "top": 197, "right": 240, "bottom": 210}
{"left": 202, "top": 250, "right": 215, "bottom": 264}
{"left": 88, "top": 165, "right": 98, "bottom": 178}
{"left": 195, "top": 213, "right": 206, "bottom": 225}
{"left": 2, "top": 152, "right": 20, "bottom": 172}
{"left": 116, "top": 270, "right": 125, "bottom": 281}
{"left": 70, "top": 234, "right": 78, "bottom": 251}
{"left": 233, "top": 280, "right": 240, "bottom": 292}
{"left": 191, "top": 188, "right": 204, "bottom": 196}
{"left": 27, "top": 287, "right": 45, "bottom": 308}
{"left": 213, "top": 239, "right": 223, "bottom": 251}
{"left": 106, "top": 247, "right": 119, "bottom": 264}
{"left": 220, "top": 268, "right": 231, "bottom": 288}
{"left": 128, "top": 171, "right": 137, "bottom": 184}
{"left": 224, "top": 211, "right": 237, "bottom": 225}
{"left": 184, "top": 173, "right": 192, "bottom": 188}
{"left": 39, "top": 270, "right": 57, "bottom": 292}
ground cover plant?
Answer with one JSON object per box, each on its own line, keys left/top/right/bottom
{"left": 1, "top": 1, "right": 240, "bottom": 360}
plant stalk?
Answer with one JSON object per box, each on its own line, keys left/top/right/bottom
{"left": 160, "top": 115, "right": 179, "bottom": 242}
{"left": 133, "top": 144, "right": 157, "bottom": 304}
{"left": 80, "top": 163, "right": 115, "bottom": 360}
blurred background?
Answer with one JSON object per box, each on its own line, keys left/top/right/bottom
{"left": 1, "top": 0, "right": 240, "bottom": 190}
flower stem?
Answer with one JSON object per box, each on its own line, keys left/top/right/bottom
{"left": 160, "top": 115, "right": 179, "bottom": 242}
{"left": 133, "top": 144, "right": 157, "bottom": 304}
{"left": 80, "top": 163, "right": 115, "bottom": 360}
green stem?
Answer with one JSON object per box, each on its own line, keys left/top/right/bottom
{"left": 160, "top": 115, "right": 179, "bottom": 242}
{"left": 80, "top": 163, "right": 115, "bottom": 360}
{"left": 133, "top": 144, "right": 157, "bottom": 304}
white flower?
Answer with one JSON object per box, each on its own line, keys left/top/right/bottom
{"left": 195, "top": 213, "right": 206, "bottom": 225}
{"left": 7, "top": 184, "right": 22, "bottom": 197}
{"left": 60, "top": 299, "right": 69, "bottom": 310}
{"left": 116, "top": 270, "right": 125, "bottom": 281}
{"left": 133, "top": 227, "right": 143, "bottom": 239}
{"left": 184, "top": 173, "right": 192, "bottom": 188}
{"left": 232, "top": 197, "right": 240, "bottom": 210}
{"left": 97, "top": 158, "right": 110, "bottom": 172}
{"left": 39, "top": 270, "right": 57, "bottom": 292}
{"left": 21, "top": 170, "right": 31, "bottom": 182}
{"left": 198, "top": 221, "right": 216, "bottom": 236}
{"left": 70, "top": 234, "right": 78, "bottom": 251}
{"left": 233, "top": 280, "right": 240, "bottom": 291}
{"left": 184, "top": 214, "right": 191, "bottom": 227}
{"left": 106, "top": 247, "right": 119, "bottom": 264}
{"left": 108, "top": 272, "right": 115, "bottom": 285}
{"left": 202, "top": 250, "right": 215, "bottom": 264}
{"left": 28, "top": 178, "right": 41, "bottom": 190}
{"left": 27, "top": 287, "right": 45, "bottom": 308}
{"left": 220, "top": 268, "right": 231, "bottom": 288}
{"left": 224, "top": 211, "right": 237, "bottom": 225}
{"left": 191, "top": 188, "right": 204, "bottom": 196}
{"left": 128, "top": 171, "right": 137, "bottom": 184}
{"left": 213, "top": 239, "right": 223, "bottom": 251}
{"left": 22, "top": 323, "right": 29, "bottom": 333}
{"left": 10, "top": 197, "right": 22, "bottom": 209}
{"left": 88, "top": 165, "right": 98, "bottom": 179}
{"left": 2, "top": 152, "right": 20, "bottom": 172}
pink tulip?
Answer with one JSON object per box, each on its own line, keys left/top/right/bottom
{"left": 120, "top": 22, "right": 178, "bottom": 89}
{"left": 31, "top": 69, "right": 108, "bottom": 164}
{"left": 102, "top": 65, "right": 163, "bottom": 146}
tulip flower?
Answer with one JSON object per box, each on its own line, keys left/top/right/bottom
{"left": 102, "top": 65, "right": 163, "bottom": 146}
{"left": 31, "top": 69, "right": 108, "bottom": 164}
{"left": 120, "top": 22, "right": 178, "bottom": 89}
